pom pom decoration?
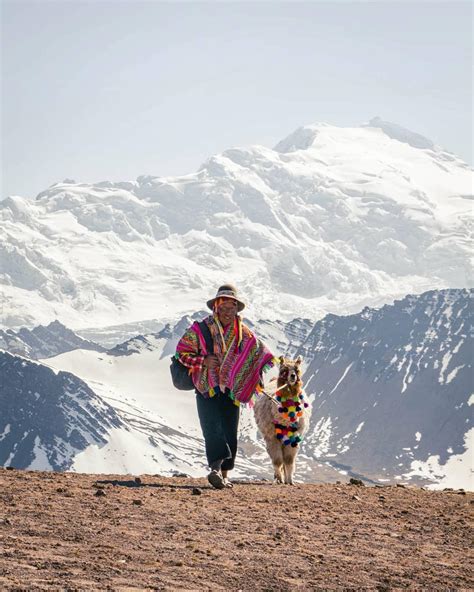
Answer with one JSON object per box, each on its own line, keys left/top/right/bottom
{"left": 272, "top": 391, "right": 308, "bottom": 447}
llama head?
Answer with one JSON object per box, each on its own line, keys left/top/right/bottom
{"left": 277, "top": 355, "right": 303, "bottom": 387}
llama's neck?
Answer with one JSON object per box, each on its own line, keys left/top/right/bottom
{"left": 277, "top": 383, "right": 302, "bottom": 399}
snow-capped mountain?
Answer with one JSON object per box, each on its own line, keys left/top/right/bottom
{"left": 1, "top": 119, "right": 472, "bottom": 330}
{"left": 0, "top": 339, "right": 334, "bottom": 481}
{"left": 0, "top": 351, "right": 123, "bottom": 470}
{"left": 0, "top": 320, "right": 105, "bottom": 359}
{"left": 299, "top": 288, "right": 473, "bottom": 489}
{"left": 2, "top": 289, "right": 470, "bottom": 488}
{"left": 0, "top": 349, "right": 213, "bottom": 476}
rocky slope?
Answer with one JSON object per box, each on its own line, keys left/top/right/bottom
{"left": 0, "top": 468, "right": 472, "bottom": 591}
{"left": 0, "top": 351, "right": 123, "bottom": 470}
{"left": 298, "top": 288, "right": 473, "bottom": 488}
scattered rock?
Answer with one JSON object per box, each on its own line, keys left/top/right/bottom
{"left": 6, "top": 467, "right": 14, "bottom": 471}
{"left": 456, "top": 490, "right": 466, "bottom": 495}
{"left": 379, "top": 495, "right": 386, "bottom": 501}
{"left": 396, "top": 484, "right": 406, "bottom": 488}
{"left": 173, "top": 472, "right": 189, "bottom": 478}
{"left": 94, "top": 489, "right": 106, "bottom": 497}
{"left": 349, "top": 478, "right": 364, "bottom": 487}
{"left": 132, "top": 499, "right": 143, "bottom": 506}
{"left": 352, "top": 495, "right": 361, "bottom": 501}
{"left": 192, "top": 488, "right": 202, "bottom": 496}
{"left": 93, "top": 484, "right": 105, "bottom": 490}
{"left": 134, "top": 477, "right": 142, "bottom": 486}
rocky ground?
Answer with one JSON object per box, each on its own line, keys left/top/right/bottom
{"left": 0, "top": 467, "right": 472, "bottom": 591}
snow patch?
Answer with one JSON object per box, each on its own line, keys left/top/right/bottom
{"left": 404, "top": 428, "right": 474, "bottom": 491}
{"left": 329, "top": 362, "right": 353, "bottom": 395}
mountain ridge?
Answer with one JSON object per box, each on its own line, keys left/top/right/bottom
{"left": 1, "top": 288, "right": 471, "bottom": 490}
{"left": 1, "top": 119, "right": 472, "bottom": 330}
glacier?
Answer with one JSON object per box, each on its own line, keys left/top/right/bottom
{"left": 1, "top": 119, "right": 472, "bottom": 330}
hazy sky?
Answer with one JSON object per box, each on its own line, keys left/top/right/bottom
{"left": 1, "top": 0, "right": 472, "bottom": 199}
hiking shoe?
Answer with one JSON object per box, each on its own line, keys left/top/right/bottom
{"left": 207, "top": 470, "right": 225, "bottom": 490}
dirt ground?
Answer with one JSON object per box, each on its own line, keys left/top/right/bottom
{"left": 0, "top": 467, "right": 472, "bottom": 591}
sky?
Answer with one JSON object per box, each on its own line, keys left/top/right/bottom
{"left": 1, "top": 0, "right": 472, "bottom": 200}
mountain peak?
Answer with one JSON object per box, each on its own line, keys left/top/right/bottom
{"left": 273, "top": 124, "right": 324, "bottom": 153}
{"left": 1, "top": 119, "right": 472, "bottom": 329}
{"left": 365, "top": 117, "right": 435, "bottom": 150}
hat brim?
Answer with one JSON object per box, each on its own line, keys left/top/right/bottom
{"left": 207, "top": 296, "right": 245, "bottom": 312}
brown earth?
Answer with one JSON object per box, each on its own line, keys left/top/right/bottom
{"left": 0, "top": 467, "right": 472, "bottom": 591}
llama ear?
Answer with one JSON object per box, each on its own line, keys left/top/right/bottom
{"left": 279, "top": 356, "right": 285, "bottom": 366}
{"left": 295, "top": 355, "right": 302, "bottom": 365}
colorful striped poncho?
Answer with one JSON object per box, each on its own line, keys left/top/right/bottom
{"left": 175, "top": 314, "right": 274, "bottom": 406}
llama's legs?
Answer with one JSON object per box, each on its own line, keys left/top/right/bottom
{"left": 283, "top": 446, "right": 297, "bottom": 485}
{"left": 266, "top": 440, "right": 284, "bottom": 484}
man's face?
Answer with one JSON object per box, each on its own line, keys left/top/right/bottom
{"left": 217, "top": 299, "right": 238, "bottom": 326}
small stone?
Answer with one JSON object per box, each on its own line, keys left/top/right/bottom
{"left": 134, "top": 477, "right": 142, "bottom": 485}
{"left": 379, "top": 495, "right": 386, "bottom": 501}
{"left": 352, "top": 495, "right": 361, "bottom": 501}
{"left": 192, "top": 488, "right": 202, "bottom": 496}
{"left": 396, "top": 483, "right": 406, "bottom": 488}
{"left": 6, "top": 467, "right": 14, "bottom": 471}
{"left": 132, "top": 499, "right": 142, "bottom": 506}
{"left": 173, "top": 472, "right": 189, "bottom": 478}
{"left": 95, "top": 489, "right": 106, "bottom": 497}
{"left": 456, "top": 490, "right": 466, "bottom": 495}
{"left": 349, "top": 478, "right": 364, "bottom": 487}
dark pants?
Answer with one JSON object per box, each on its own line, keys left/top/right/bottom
{"left": 196, "top": 390, "right": 240, "bottom": 471}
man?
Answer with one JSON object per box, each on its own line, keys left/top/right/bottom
{"left": 175, "top": 284, "right": 274, "bottom": 489}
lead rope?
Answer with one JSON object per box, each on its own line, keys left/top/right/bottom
{"left": 261, "top": 382, "right": 289, "bottom": 406}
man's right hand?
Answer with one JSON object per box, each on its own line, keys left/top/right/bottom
{"left": 203, "top": 355, "right": 219, "bottom": 370}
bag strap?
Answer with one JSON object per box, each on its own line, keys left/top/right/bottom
{"left": 198, "top": 320, "right": 214, "bottom": 355}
